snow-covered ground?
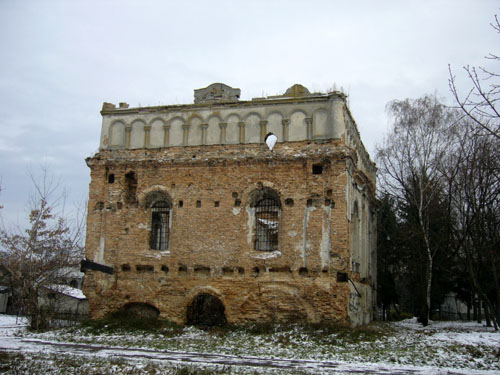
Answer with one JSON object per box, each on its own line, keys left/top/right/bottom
{"left": 1, "top": 314, "right": 499, "bottom": 374}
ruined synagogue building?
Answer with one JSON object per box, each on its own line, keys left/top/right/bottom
{"left": 83, "top": 83, "right": 377, "bottom": 326}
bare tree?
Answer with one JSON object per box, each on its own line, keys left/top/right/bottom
{"left": 449, "top": 14, "right": 500, "bottom": 139}
{"left": 442, "top": 122, "right": 500, "bottom": 328}
{"left": 0, "top": 170, "right": 85, "bottom": 330}
{"left": 376, "top": 95, "right": 458, "bottom": 325}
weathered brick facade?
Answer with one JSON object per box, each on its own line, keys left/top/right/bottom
{"left": 83, "top": 84, "right": 377, "bottom": 326}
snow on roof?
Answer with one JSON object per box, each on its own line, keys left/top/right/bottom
{"left": 47, "top": 285, "right": 87, "bottom": 300}
{"left": 56, "top": 266, "right": 84, "bottom": 279}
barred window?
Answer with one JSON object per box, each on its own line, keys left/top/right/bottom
{"left": 150, "top": 201, "right": 170, "bottom": 250}
{"left": 255, "top": 198, "right": 280, "bottom": 251}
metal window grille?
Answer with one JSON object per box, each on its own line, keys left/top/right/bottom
{"left": 255, "top": 198, "right": 279, "bottom": 251}
{"left": 150, "top": 201, "right": 170, "bottom": 250}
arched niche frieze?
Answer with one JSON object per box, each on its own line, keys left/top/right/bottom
{"left": 187, "top": 115, "right": 202, "bottom": 146}
{"left": 108, "top": 120, "right": 126, "bottom": 148}
{"left": 224, "top": 113, "right": 242, "bottom": 144}
{"left": 313, "top": 108, "right": 329, "bottom": 139}
{"left": 289, "top": 110, "right": 308, "bottom": 142}
{"left": 244, "top": 112, "right": 263, "bottom": 144}
{"left": 149, "top": 117, "right": 167, "bottom": 148}
{"left": 167, "top": 116, "right": 185, "bottom": 147}
{"left": 207, "top": 114, "right": 223, "bottom": 145}
{"left": 129, "top": 119, "right": 147, "bottom": 149}
{"left": 266, "top": 112, "right": 284, "bottom": 142}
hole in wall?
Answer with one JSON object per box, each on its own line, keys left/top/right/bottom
{"left": 186, "top": 294, "right": 227, "bottom": 327}
{"left": 178, "top": 200, "right": 184, "bottom": 208}
{"left": 108, "top": 174, "right": 115, "bottom": 183}
{"left": 312, "top": 164, "right": 323, "bottom": 175}
{"left": 194, "top": 265, "right": 211, "bottom": 276}
{"left": 268, "top": 266, "right": 291, "bottom": 274}
{"left": 121, "top": 264, "right": 131, "bottom": 272}
{"left": 252, "top": 267, "right": 260, "bottom": 277}
{"left": 178, "top": 265, "right": 188, "bottom": 275}
{"left": 196, "top": 200, "right": 201, "bottom": 208}
{"left": 124, "top": 171, "right": 138, "bottom": 204}
{"left": 337, "top": 272, "right": 348, "bottom": 282}
{"left": 234, "top": 199, "right": 241, "bottom": 207}
{"left": 214, "top": 201, "right": 220, "bottom": 207}
{"left": 136, "top": 265, "right": 154, "bottom": 273}
{"left": 285, "top": 198, "right": 294, "bottom": 207}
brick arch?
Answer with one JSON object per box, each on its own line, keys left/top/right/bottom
{"left": 183, "top": 286, "right": 230, "bottom": 324}
{"left": 138, "top": 185, "right": 173, "bottom": 209}
{"left": 246, "top": 185, "right": 282, "bottom": 208}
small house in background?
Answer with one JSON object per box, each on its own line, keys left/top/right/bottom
{"left": 83, "top": 83, "right": 377, "bottom": 326}
{"left": 41, "top": 284, "right": 89, "bottom": 317}
{"left": 56, "top": 267, "right": 85, "bottom": 290}
{"left": 0, "top": 264, "right": 88, "bottom": 317}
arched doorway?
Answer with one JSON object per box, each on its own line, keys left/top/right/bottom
{"left": 186, "top": 293, "right": 227, "bottom": 327}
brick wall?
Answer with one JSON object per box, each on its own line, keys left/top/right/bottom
{"left": 83, "top": 140, "right": 374, "bottom": 325}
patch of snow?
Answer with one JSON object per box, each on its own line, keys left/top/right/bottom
{"left": 251, "top": 250, "right": 282, "bottom": 259}
{"left": 48, "top": 285, "right": 87, "bottom": 299}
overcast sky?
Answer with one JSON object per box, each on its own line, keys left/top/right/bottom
{"left": 0, "top": 0, "right": 498, "bottom": 227}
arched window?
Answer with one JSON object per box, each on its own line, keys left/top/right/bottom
{"left": 150, "top": 201, "right": 170, "bottom": 250}
{"left": 255, "top": 197, "right": 280, "bottom": 251}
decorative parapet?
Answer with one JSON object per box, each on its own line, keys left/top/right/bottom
{"left": 99, "top": 84, "right": 375, "bottom": 184}
{"left": 194, "top": 83, "right": 241, "bottom": 104}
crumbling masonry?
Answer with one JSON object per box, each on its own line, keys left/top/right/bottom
{"left": 83, "top": 83, "right": 377, "bottom": 326}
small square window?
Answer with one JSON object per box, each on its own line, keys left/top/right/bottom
{"left": 337, "top": 272, "right": 348, "bottom": 282}
{"left": 196, "top": 200, "right": 201, "bottom": 208}
{"left": 214, "top": 201, "right": 220, "bottom": 207}
{"left": 108, "top": 174, "right": 115, "bottom": 183}
{"left": 312, "top": 164, "right": 323, "bottom": 175}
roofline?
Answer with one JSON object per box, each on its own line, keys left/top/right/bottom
{"left": 100, "top": 91, "right": 346, "bottom": 116}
